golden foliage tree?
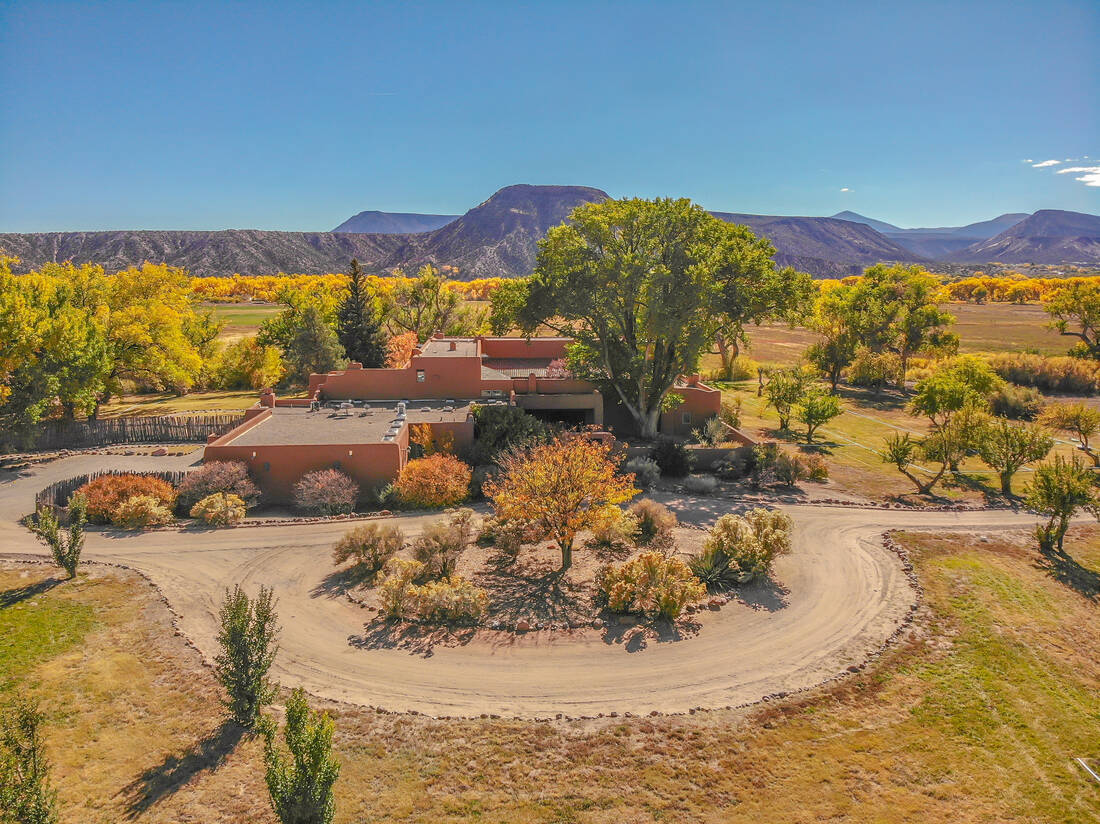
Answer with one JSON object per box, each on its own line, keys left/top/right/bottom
{"left": 484, "top": 436, "right": 639, "bottom": 570}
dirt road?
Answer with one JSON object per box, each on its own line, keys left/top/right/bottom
{"left": 0, "top": 454, "right": 1043, "bottom": 718}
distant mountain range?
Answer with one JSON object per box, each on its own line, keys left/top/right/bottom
{"left": 2, "top": 185, "right": 1097, "bottom": 279}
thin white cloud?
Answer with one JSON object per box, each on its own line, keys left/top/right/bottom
{"left": 840, "top": 187, "right": 850, "bottom": 192}
{"left": 1032, "top": 159, "right": 1062, "bottom": 167}
{"left": 1056, "top": 166, "right": 1100, "bottom": 187}
{"left": 1023, "top": 158, "right": 1034, "bottom": 163}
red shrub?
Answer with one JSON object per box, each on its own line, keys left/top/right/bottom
{"left": 292, "top": 469, "right": 359, "bottom": 515}
{"left": 77, "top": 474, "right": 178, "bottom": 524}
{"left": 394, "top": 455, "right": 472, "bottom": 508}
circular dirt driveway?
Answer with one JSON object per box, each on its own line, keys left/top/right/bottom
{"left": 0, "top": 455, "right": 1042, "bottom": 718}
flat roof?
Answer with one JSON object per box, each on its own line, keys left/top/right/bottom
{"left": 227, "top": 402, "right": 472, "bottom": 447}
{"left": 417, "top": 338, "right": 479, "bottom": 357}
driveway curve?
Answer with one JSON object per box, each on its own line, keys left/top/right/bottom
{"left": 0, "top": 454, "right": 1043, "bottom": 718}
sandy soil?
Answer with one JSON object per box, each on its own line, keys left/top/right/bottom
{"left": 0, "top": 454, "right": 1046, "bottom": 718}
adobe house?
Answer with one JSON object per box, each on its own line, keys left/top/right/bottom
{"left": 204, "top": 335, "right": 721, "bottom": 503}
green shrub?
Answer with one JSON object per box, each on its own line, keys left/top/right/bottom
{"left": 412, "top": 509, "right": 475, "bottom": 579}
{"left": 683, "top": 475, "right": 718, "bottom": 494}
{"left": 415, "top": 577, "right": 489, "bottom": 623}
{"left": 331, "top": 523, "right": 405, "bottom": 575}
{"left": 624, "top": 456, "right": 661, "bottom": 490}
{"left": 466, "top": 404, "right": 550, "bottom": 465}
{"left": 985, "top": 351, "right": 1100, "bottom": 395}
{"left": 648, "top": 436, "right": 694, "bottom": 477}
{"left": 719, "top": 398, "right": 743, "bottom": 430}
{"left": 190, "top": 492, "right": 247, "bottom": 526}
{"left": 30, "top": 494, "right": 86, "bottom": 578}
{"left": 111, "top": 494, "right": 174, "bottom": 529}
{"left": 989, "top": 384, "right": 1045, "bottom": 420}
{"left": 692, "top": 417, "right": 728, "bottom": 447}
{"left": 215, "top": 585, "right": 279, "bottom": 728}
{"left": 262, "top": 688, "right": 339, "bottom": 824}
{"left": 803, "top": 453, "right": 829, "bottom": 482}
{"left": 749, "top": 442, "right": 781, "bottom": 487}
{"left": 846, "top": 347, "right": 902, "bottom": 391}
{"left": 774, "top": 453, "right": 807, "bottom": 487}
{"left": 597, "top": 552, "right": 706, "bottom": 620}
{"left": 628, "top": 499, "right": 677, "bottom": 550}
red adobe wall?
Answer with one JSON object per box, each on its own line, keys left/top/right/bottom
{"left": 660, "top": 377, "right": 723, "bottom": 437}
{"left": 204, "top": 428, "right": 409, "bottom": 504}
{"left": 309, "top": 355, "right": 485, "bottom": 400}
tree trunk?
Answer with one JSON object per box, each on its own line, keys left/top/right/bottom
{"left": 560, "top": 541, "right": 573, "bottom": 571}
{"left": 1000, "top": 471, "right": 1013, "bottom": 497}
{"left": 638, "top": 407, "right": 661, "bottom": 440}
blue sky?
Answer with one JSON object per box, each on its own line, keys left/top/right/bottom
{"left": 0, "top": 0, "right": 1096, "bottom": 232}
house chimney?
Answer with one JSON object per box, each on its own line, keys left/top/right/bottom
{"left": 449, "top": 341, "right": 457, "bottom": 351}
{"left": 689, "top": 373, "right": 700, "bottom": 386}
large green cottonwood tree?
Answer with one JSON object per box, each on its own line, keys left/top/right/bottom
{"left": 510, "top": 197, "right": 811, "bottom": 438}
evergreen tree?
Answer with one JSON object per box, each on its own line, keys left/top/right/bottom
{"left": 263, "top": 689, "right": 340, "bottom": 824}
{"left": 335, "top": 259, "right": 386, "bottom": 368}
{"left": 215, "top": 585, "right": 280, "bottom": 728}
{"left": 284, "top": 306, "right": 347, "bottom": 385}
{"left": 0, "top": 699, "right": 58, "bottom": 824}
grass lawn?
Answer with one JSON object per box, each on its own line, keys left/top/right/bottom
{"left": 3, "top": 526, "right": 1099, "bottom": 823}
{"left": 97, "top": 389, "right": 262, "bottom": 417}
{"left": 204, "top": 302, "right": 282, "bottom": 341}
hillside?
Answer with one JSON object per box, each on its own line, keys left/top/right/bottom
{"left": 834, "top": 211, "right": 1030, "bottom": 259}
{"left": 950, "top": 209, "right": 1100, "bottom": 263}
{"left": 714, "top": 212, "right": 923, "bottom": 276}
{"left": 332, "top": 211, "right": 458, "bottom": 233}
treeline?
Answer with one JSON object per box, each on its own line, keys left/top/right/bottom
{"left": 190, "top": 270, "right": 507, "bottom": 303}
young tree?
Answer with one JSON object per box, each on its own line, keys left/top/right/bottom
{"left": 1039, "top": 402, "right": 1100, "bottom": 466}
{"left": 262, "top": 688, "right": 340, "bottom": 824}
{"left": 283, "top": 306, "right": 347, "bottom": 385}
{"left": 215, "top": 585, "right": 280, "bottom": 728}
{"left": 805, "top": 284, "right": 859, "bottom": 391}
{"left": 0, "top": 698, "right": 58, "bottom": 824}
{"left": 511, "top": 197, "right": 812, "bottom": 438}
{"left": 382, "top": 265, "right": 485, "bottom": 340}
{"left": 763, "top": 367, "right": 812, "bottom": 431}
{"left": 977, "top": 419, "right": 1054, "bottom": 496}
{"left": 484, "top": 436, "right": 639, "bottom": 570}
{"left": 908, "top": 355, "right": 1004, "bottom": 427}
{"left": 335, "top": 259, "right": 386, "bottom": 368}
{"left": 1025, "top": 455, "right": 1100, "bottom": 554}
{"left": 881, "top": 427, "right": 966, "bottom": 496}
{"left": 29, "top": 495, "right": 86, "bottom": 579}
{"left": 1044, "top": 280, "right": 1100, "bottom": 358}
{"left": 796, "top": 388, "right": 842, "bottom": 443}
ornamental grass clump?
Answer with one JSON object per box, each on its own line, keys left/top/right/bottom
{"left": 628, "top": 499, "right": 677, "bottom": 551}
{"left": 332, "top": 523, "right": 405, "bottom": 577}
{"left": 190, "top": 492, "right": 247, "bottom": 527}
{"left": 597, "top": 551, "right": 705, "bottom": 620}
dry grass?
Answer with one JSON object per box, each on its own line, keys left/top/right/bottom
{"left": 4, "top": 525, "right": 1099, "bottom": 822}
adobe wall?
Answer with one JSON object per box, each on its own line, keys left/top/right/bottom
{"left": 661, "top": 384, "right": 722, "bottom": 437}
{"left": 479, "top": 337, "right": 570, "bottom": 359}
{"left": 309, "top": 356, "right": 485, "bottom": 400}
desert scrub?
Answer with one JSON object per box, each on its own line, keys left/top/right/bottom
{"left": 394, "top": 454, "right": 472, "bottom": 508}
{"left": 623, "top": 456, "right": 661, "bottom": 490}
{"left": 691, "top": 508, "right": 792, "bottom": 587}
{"left": 628, "top": 499, "right": 677, "bottom": 550}
{"left": 415, "top": 577, "right": 489, "bottom": 623}
{"left": 177, "top": 461, "right": 260, "bottom": 510}
{"left": 77, "top": 474, "right": 177, "bottom": 524}
{"left": 190, "top": 492, "right": 247, "bottom": 526}
{"left": 332, "top": 523, "right": 405, "bottom": 576}
{"left": 683, "top": 475, "right": 718, "bottom": 494}
{"left": 597, "top": 552, "right": 705, "bottom": 620}
{"left": 412, "top": 509, "right": 475, "bottom": 579}
{"left": 377, "top": 558, "right": 425, "bottom": 618}
{"left": 111, "top": 494, "right": 174, "bottom": 529}
{"left": 588, "top": 507, "right": 639, "bottom": 549}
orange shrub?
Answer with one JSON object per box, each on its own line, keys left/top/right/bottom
{"left": 394, "top": 455, "right": 472, "bottom": 508}
{"left": 77, "top": 474, "right": 178, "bottom": 523}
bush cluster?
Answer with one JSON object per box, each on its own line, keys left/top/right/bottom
{"left": 648, "top": 437, "right": 694, "bottom": 477}
{"left": 986, "top": 352, "right": 1100, "bottom": 395}
{"left": 597, "top": 552, "right": 706, "bottom": 620}
{"left": 628, "top": 499, "right": 677, "bottom": 551}
{"left": 623, "top": 457, "right": 661, "bottom": 490}
{"left": 588, "top": 507, "right": 639, "bottom": 549}
{"left": 178, "top": 461, "right": 260, "bottom": 510}
{"left": 689, "top": 508, "right": 792, "bottom": 589}
{"left": 112, "top": 494, "right": 174, "bottom": 529}
{"left": 989, "top": 385, "right": 1045, "bottom": 420}
{"left": 376, "top": 557, "right": 488, "bottom": 623}
{"left": 476, "top": 515, "right": 537, "bottom": 554}
{"left": 394, "top": 454, "right": 472, "bottom": 508}
{"left": 77, "top": 474, "right": 178, "bottom": 524}
{"left": 292, "top": 469, "right": 359, "bottom": 515}
{"left": 412, "top": 509, "right": 475, "bottom": 579}
{"left": 190, "top": 492, "right": 247, "bottom": 526}
{"left": 332, "top": 523, "right": 405, "bottom": 575}
{"left": 683, "top": 475, "right": 718, "bottom": 494}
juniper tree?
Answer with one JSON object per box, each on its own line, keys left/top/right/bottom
{"left": 0, "top": 698, "right": 58, "bottom": 824}
{"left": 215, "top": 585, "right": 280, "bottom": 728}
{"left": 335, "top": 259, "right": 386, "bottom": 368}
{"left": 262, "top": 688, "right": 340, "bottom": 824}
{"left": 29, "top": 495, "right": 86, "bottom": 579}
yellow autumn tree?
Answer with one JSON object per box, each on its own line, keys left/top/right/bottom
{"left": 484, "top": 435, "right": 639, "bottom": 570}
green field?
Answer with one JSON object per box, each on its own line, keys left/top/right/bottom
{"left": 3, "top": 527, "right": 1097, "bottom": 823}
{"left": 204, "top": 302, "right": 282, "bottom": 341}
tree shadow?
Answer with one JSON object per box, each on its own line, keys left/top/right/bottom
{"left": 119, "top": 719, "right": 246, "bottom": 818}
{"left": 1037, "top": 548, "right": 1100, "bottom": 602}
{"left": 600, "top": 613, "right": 701, "bottom": 652}
{"left": 311, "top": 565, "right": 375, "bottom": 600}
{"left": 837, "top": 385, "right": 908, "bottom": 411}
{"left": 0, "top": 576, "right": 63, "bottom": 608}
{"left": 347, "top": 617, "right": 477, "bottom": 658}
{"left": 728, "top": 575, "right": 791, "bottom": 612}
{"left": 797, "top": 442, "right": 837, "bottom": 456}
{"left": 474, "top": 550, "right": 595, "bottom": 627}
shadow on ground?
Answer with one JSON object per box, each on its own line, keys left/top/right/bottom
{"left": 1037, "top": 548, "right": 1100, "bottom": 602}
{"left": 600, "top": 613, "right": 701, "bottom": 652}
{"left": 348, "top": 618, "right": 477, "bottom": 658}
{"left": 0, "top": 576, "right": 63, "bottom": 608}
{"left": 120, "top": 719, "right": 246, "bottom": 819}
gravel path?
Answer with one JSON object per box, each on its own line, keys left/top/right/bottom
{"left": 0, "top": 454, "right": 1043, "bottom": 718}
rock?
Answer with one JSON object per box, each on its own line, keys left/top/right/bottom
{"left": 846, "top": 664, "right": 861, "bottom": 673}
{"left": 151, "top": 447, "right": 168, "bottom": 456}
{"left": 516, "top": 619, "right": 531, "bottom": 632}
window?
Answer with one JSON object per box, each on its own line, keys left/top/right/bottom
{"left": 416, "top": 369, "right": 425, "bottom": 383}
{"left": 681, "top": 411, "right": 692, "bottom": 425}
{"left": 263, "top": 462, "right": 271, "bottom": 473}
